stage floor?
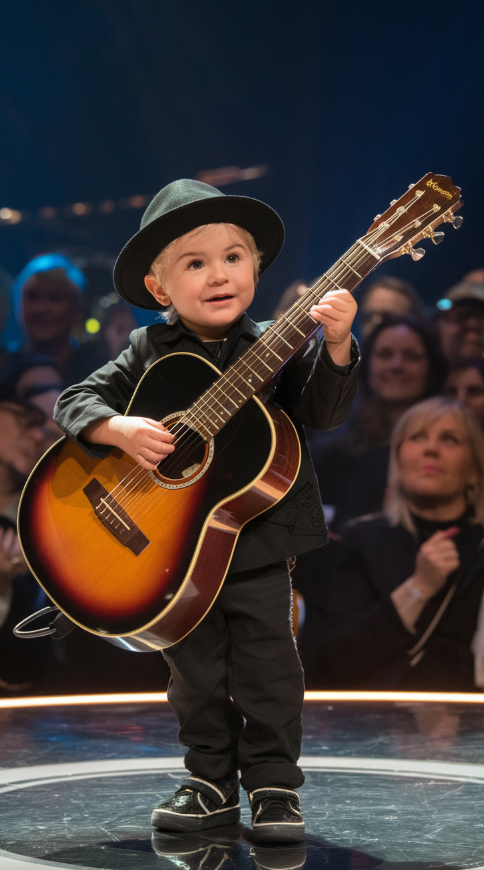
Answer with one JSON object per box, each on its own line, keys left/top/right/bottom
{"left": 0, "top": 693, "right": 483, "bottom": 869}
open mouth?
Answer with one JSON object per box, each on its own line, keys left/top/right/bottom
{"left": 206, "top": 294, "right": 234, "bottom": 303}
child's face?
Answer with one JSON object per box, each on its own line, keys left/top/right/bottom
{"left": 144, "top": 224, "right": 256, "bottom": 341}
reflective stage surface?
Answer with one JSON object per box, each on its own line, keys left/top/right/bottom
{"left": 1, "top": 695, "right": 484, "bottom": 869}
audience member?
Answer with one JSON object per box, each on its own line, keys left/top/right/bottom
{"left": 1, "top": 354, "right": 65, "bottom": 449}
{"left": 358, "top": 275, "right": 425, "bottom": 340}
{"left": 0, "top": 385, "right": 52, "bottom": 693}
{"left": 302, "top": 398, "right": 484, "bottom": 691}
{"left": 435, "top": 269, "right": 484, "bottom": 364}
{"left": 3, "top": 254, "right": 87, "bottom": 384}
{"left": 271, "top": 279, "right": 308, "bottom": 320}
{"left": 3, "top": 353, "right": 64, "bottom": 397}
{"left": 67, "top": 300, "right": 137, "bottom": 383}
{"left": 309, "top": 315, "right": 446, "bottom": 532}
{"left": 443, "top": 361, "right": 484, "bottom": 429}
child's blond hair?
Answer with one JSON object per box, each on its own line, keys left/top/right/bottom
{"left": 149, "top": 223, "right": 262, "bottom": 288}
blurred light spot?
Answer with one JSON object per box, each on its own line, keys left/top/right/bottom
{"left": 437, "top": 298, "right": 452, "bottom": 310}
{"left": 72, "top": 202, "right": 90, "bottom": 215}
{"left": 128, "top": 195, "right": 148, "bottom": 208}
{"left": 197, "top": 164, "right": 270, "bottom": 187}
{"left": 99, "top": 200, "right": 116, "bottom": 213}
{"left": 39, "top": 206, "right": 57, "bottom": 219}
{"left": 0, "top": 207, "right": 22, "bottom": 223}
{"left": 85, "top": 318, "right": 101, "bottom": 334}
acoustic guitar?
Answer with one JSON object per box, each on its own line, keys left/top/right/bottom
{"left": 18, "top": 173, "right": 462, "bottom": 651}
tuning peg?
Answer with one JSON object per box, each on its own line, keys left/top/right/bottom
{"left": 390, "top": 199, "right": 397, "bottom": 206}
{"left": 373, "top": 214, "right": 381, "bottom": 221}
{"left": 411, "top": 247, "right": 426, "bottom": 261}
{"left": 453, "top": 215, "right": 464, "bottom": 229}
{"left": 432, "top": 231, "right": 445, "bottom": 245}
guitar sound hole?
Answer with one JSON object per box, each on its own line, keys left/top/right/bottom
{"left": 157, "top": 424, "right": 207, "bottom": 482}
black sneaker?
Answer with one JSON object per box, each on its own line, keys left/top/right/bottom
{"left": 151, "top": 776, "right": 240, "bottom": 832}
{"left": 249, "top": 787, "right": 305, "bottom": 844}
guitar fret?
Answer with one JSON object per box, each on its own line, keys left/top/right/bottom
{"left": 217, "top": 387, "right": 239, "bottom": 409}
{"left": 187, "top": 402, "right": 213, "bottom": 429}
{"left": 266, "top": 324, "right": 294, "bottom": 348}
{"left": 235, "top": 368, "right": 259, "bottom": 387}
{"left": 279, "top": 313, "right": 304, "bottom": 336}
{"left": 322, "top": 272, "right": 344, "bottom": 291}
{"left": 338, "top": 256, "right": 362, "bottom": 278}
{"left": 246, "top": 350, "right": 274, "bottom": 373}
{"left": 193, "top": 398, "right": 227, "bottom": 428}
{"left": 223, "top": 373, "right": 249, "bottom": 400}
{"left": 243, "top": 361, "right": 264, "bottom": 382}
{"left": 253, "top": 338, "right": 284, "bottom": 365}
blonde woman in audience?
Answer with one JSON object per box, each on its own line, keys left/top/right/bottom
{"left": 302, "top": 397, "right": 484, "bottom": 691}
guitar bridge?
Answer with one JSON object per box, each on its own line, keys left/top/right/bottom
{"left": 83, "top": 478, "right": 150, "bottom": 556}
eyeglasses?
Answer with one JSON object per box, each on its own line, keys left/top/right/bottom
{"left": 438, "top": 307, "right": 484, "bottom": 325}
{"left": 0, "top": 403, "right": 46, "bottom": 429}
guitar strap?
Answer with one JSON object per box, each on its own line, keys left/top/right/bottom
{"left": 13, "top": 606, "right": 76, "bottom": 640}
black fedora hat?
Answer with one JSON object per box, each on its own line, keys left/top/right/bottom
{"left": 113, "top": 179, "right": 285, "bottom": 310}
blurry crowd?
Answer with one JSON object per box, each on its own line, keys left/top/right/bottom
{"left": 1, "top": 255, "right": 484, "bottom": 695}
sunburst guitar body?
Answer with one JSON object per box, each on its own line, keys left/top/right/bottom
{"left": 19, "top": 352, "right": 301, "bottom": 650}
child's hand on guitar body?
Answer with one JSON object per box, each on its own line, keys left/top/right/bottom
{"left": 309, "top": 288, "right": 357, "bottom": 366}
{"left": 83, "top": 415, "right": 175, "bottom": 469}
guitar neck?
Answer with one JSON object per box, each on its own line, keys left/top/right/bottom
{"left": 182, "top": 239, "right": 378, "bottom": 441}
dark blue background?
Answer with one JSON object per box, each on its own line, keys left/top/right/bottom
{"left": 0, "top": 1, "right": 483, "bottom": 323}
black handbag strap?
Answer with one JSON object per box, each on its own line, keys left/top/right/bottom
{"left": 408, "top": 582, "right": 457, "bottom": 667}
{"left": 408, "top": 532, "right": 484, "bottom": 668}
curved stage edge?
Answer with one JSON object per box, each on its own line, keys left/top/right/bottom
{"left": 0, "top": 692, "right": 484, "bottom": 869}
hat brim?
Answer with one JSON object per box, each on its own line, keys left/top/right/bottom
{"left": 113, "top": 195, "right": 284, "bottom": 310}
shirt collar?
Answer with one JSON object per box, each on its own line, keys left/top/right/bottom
{"left": 154, "top": 312, "right": 262, "bottom": 349}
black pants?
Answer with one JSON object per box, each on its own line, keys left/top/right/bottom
{"left": 162, "top": 562, "right": 305, "bottom": 792}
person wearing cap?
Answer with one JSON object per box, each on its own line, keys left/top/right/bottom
{"left": 54, "top": 179, "right": 359, "bottom": 841}
{"left": 436, "top": 269, "right": 484, "bottom": 364}
{"left": 3, "top": 254, "right": 87, "bottom": 383}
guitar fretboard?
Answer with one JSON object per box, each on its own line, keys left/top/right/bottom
{"left": 180, "top": 239, "right": 378, "bottom": 441}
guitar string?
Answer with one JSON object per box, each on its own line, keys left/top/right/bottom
{"left": 109, "top": 249, "right": 365, "bottom": 510}
{"left": 102, "top": 197, "right": 448, "bottom": 521}
{"left": 102, "top": 203, "right": 436, "bottom": 521}
{"left": 101, "top": 246, "right": 369, "bottom": 521}
{"left": 103, "top": 217, "right": 424, "bottom": 522}
{"left": 108, "top": 242, "right": 380, "bottom": 520}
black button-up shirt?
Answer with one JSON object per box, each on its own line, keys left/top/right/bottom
{"left": 54, "top": 314, "right": 359, "bottom": 571}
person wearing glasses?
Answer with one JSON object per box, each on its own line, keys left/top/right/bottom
{"left": 436, "top": 270, "right": 484, "bottom": 364}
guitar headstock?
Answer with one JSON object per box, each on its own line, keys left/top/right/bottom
{"left": 361, "top": 173, "right": 463, "bottom": 263}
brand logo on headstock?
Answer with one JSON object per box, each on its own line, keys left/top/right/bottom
{"left": 426, "top": 179, "right": 453, "bottom": 200}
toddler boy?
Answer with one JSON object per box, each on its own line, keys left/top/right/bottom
{"left": 55, "top": 179, "right": 358, "bottom": 842}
